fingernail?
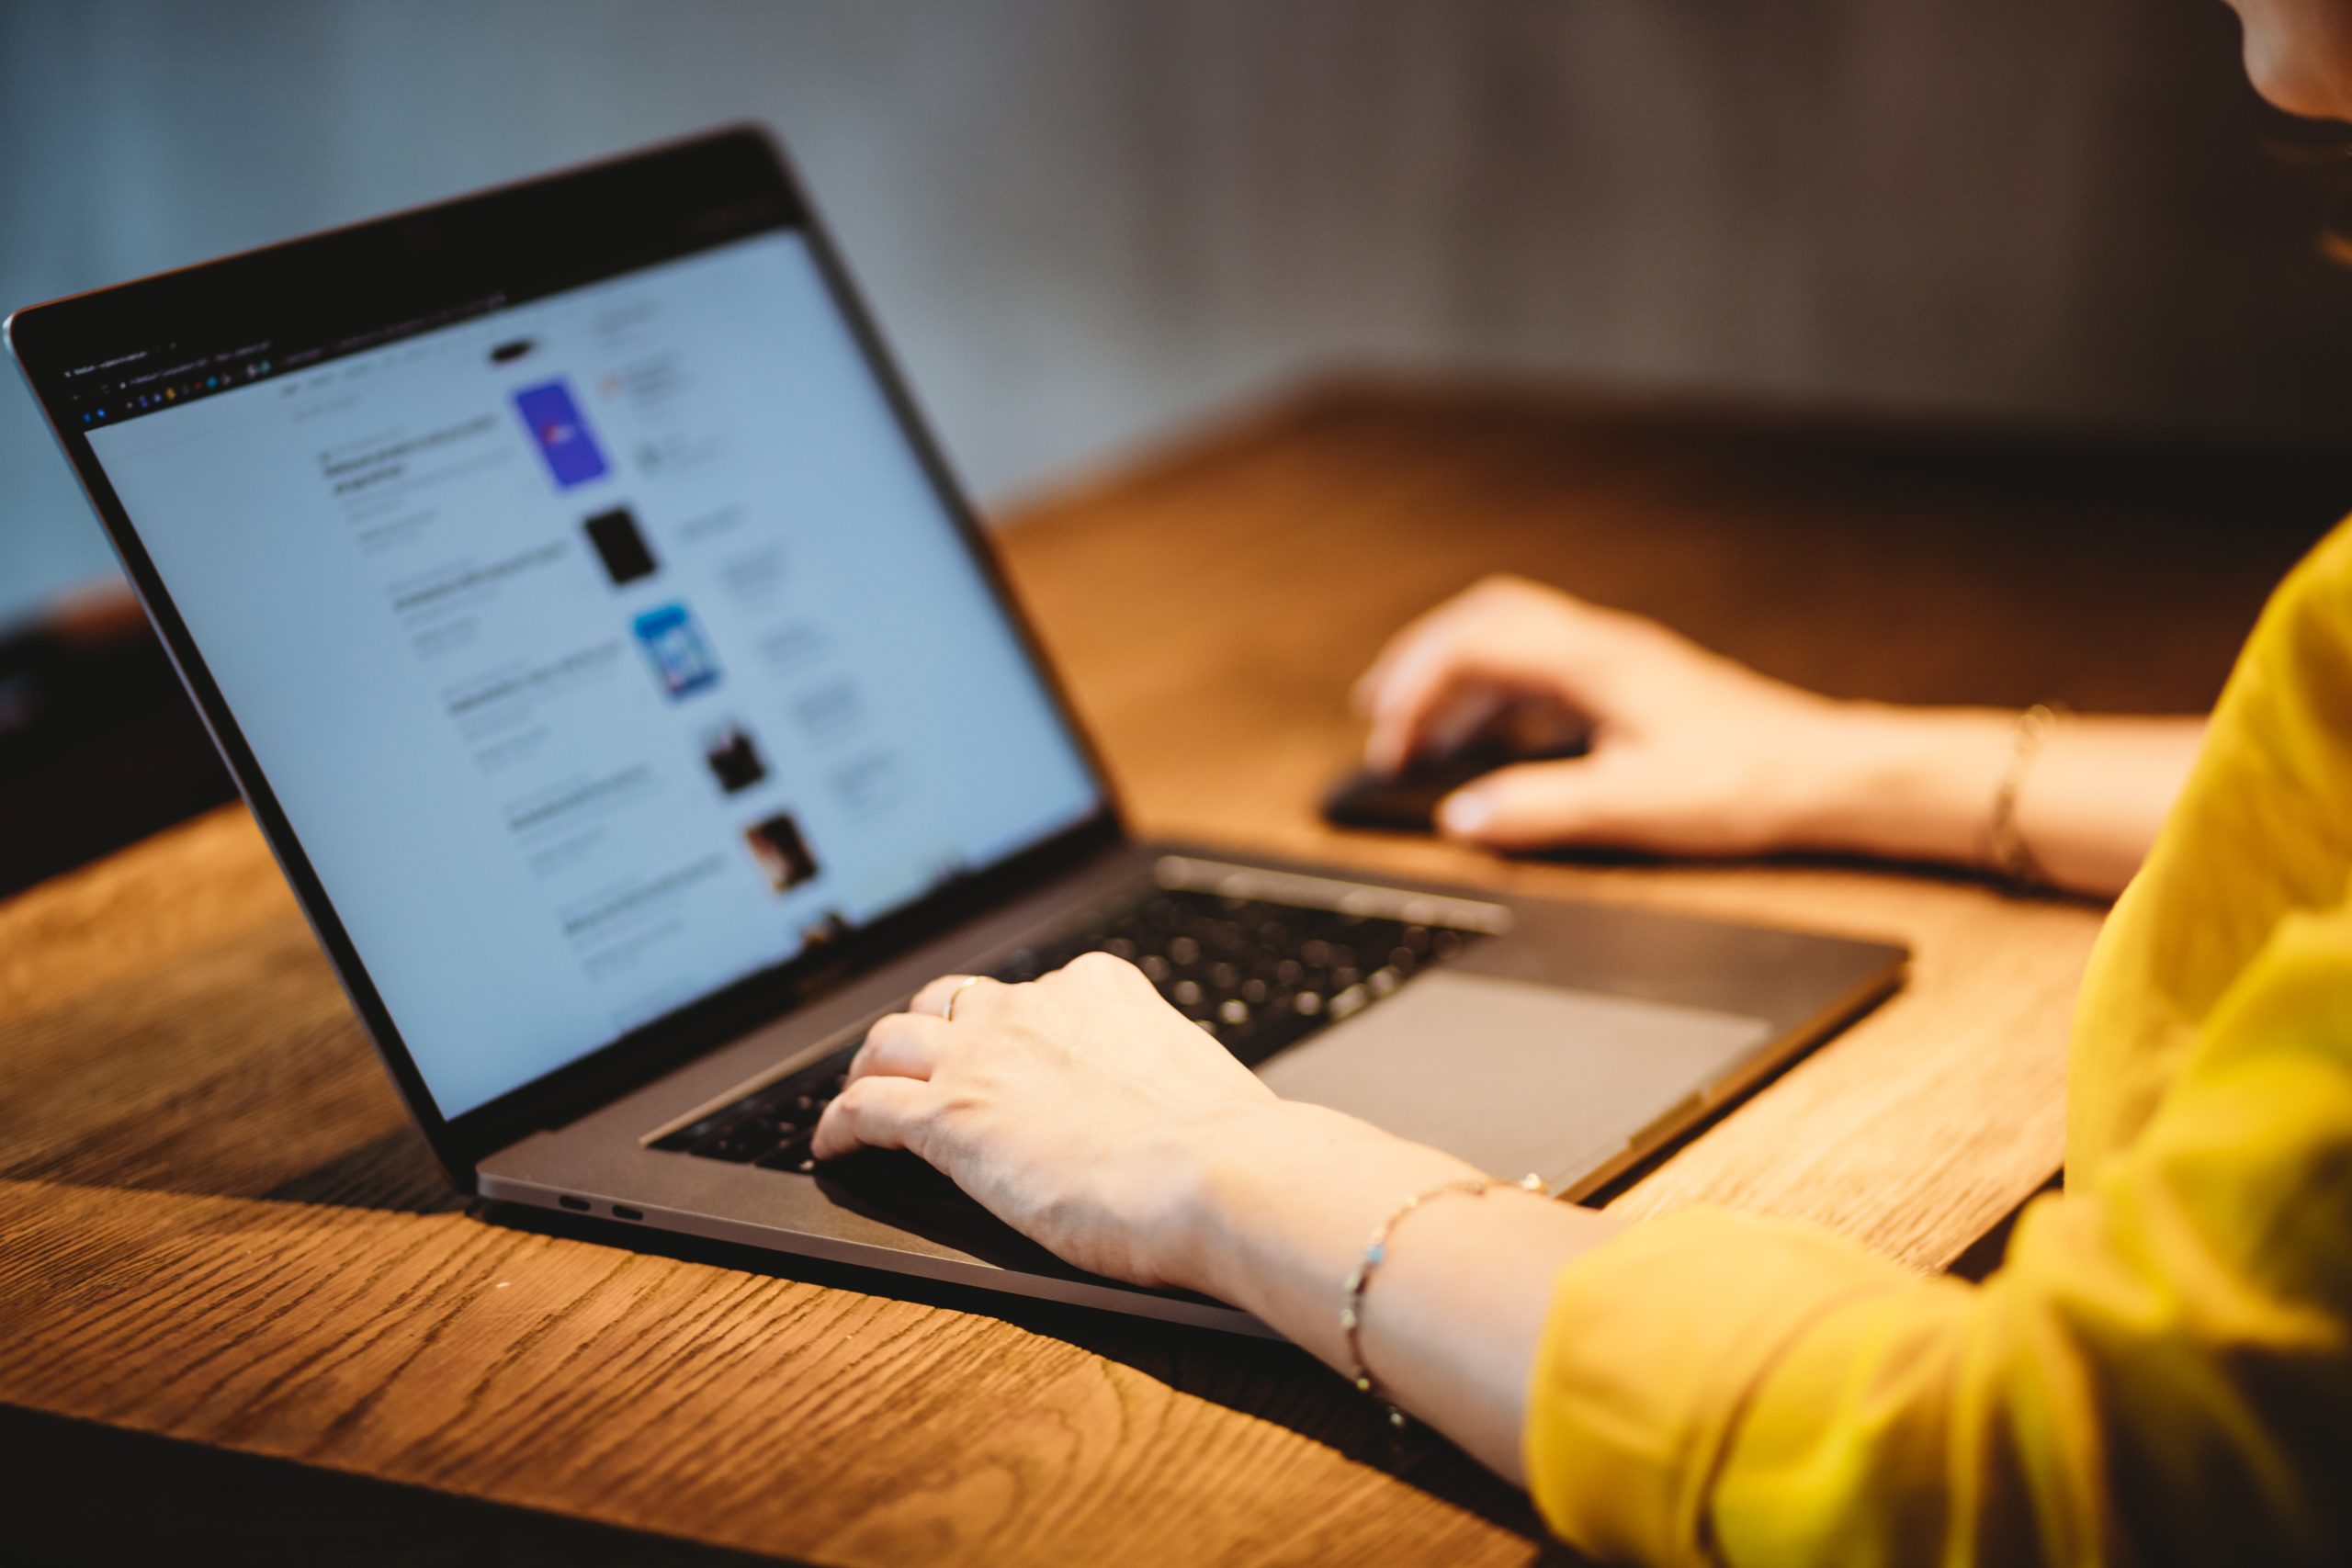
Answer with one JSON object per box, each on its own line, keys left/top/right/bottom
{"left": 1439, "top": 790, "right": 1491, "bottom": 836}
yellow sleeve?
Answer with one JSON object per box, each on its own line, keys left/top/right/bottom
{"left": 1524, "top": 905, "right": 2352, "bottom": 1567}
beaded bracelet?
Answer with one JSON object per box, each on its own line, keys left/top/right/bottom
{"left": 1986, "top": 702, "right": 2065, "bottom": 893}
{"left": 1340, "top": 1171, "right": 1548, "bottom": 1428}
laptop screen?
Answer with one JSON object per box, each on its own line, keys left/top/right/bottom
{"left": 76, "top": 226, "right": 1103, "bottom": 1117}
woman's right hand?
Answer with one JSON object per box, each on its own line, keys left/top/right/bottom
{"left": 1354, "top": 575, "right": 1870, "bottom": 857}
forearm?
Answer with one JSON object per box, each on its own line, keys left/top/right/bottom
{"left": 1787, "top": 703, "right": 2205, "bottom": 898}
{"left": 1177, "top": 1101, "right": 1622, "bottom": 1483}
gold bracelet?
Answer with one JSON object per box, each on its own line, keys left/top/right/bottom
{"left": 1986, "top": 702, "right": 2064, "bottom": 892}
{"left": 1340, "top": 1172, "right": 1547, "bottom": 1429}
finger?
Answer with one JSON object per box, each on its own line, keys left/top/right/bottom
{"left": 1363, "top": 625, "right": 1513, "bottom": 773}
{"left": 1352, "top": 599, "right": 1464, "bottom": 716}
{"left": 1369, "top": 604, "right": 1648, "bottom": 773}
{"left": 1351, "top": 575, "right": 1541, "bottom": 714}
{"left": 812, "top": 1073, "right": 941, "bottom": 1161}
{"left": 1419, "top": 682, "right": 1511, "bottom": 760}
{"left": 848, "top": 1010, "right": 953, "bottom": 1083}
{"left": 1052, "top": 948, "right": 1150, "bottom": 992}
{"left": 910, "top": 972, "right": 1000, "bottom": 1021}
{"left": 1438, "top": 757, "right": 1634, "bottom": 852}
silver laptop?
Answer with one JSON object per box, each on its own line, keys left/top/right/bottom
{"left": 6, "top": 128, "right": 1905, "bottom": 1334}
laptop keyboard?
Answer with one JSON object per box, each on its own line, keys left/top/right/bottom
{"left": 649, "top": 886, "right": 1484, "bottom": 1175}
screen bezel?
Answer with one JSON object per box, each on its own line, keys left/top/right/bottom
{"left": 6, "top": 126, "right": 1126, "bottom": 1187}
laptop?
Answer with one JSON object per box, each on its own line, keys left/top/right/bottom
{"left": 6, "top": 127, "right": 1905, "bottom": 1334}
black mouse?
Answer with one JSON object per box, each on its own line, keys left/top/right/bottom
{"left": 1319, "top": 731, "right": 1590, "bottom": 834}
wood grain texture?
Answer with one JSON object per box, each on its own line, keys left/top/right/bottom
{"left": 2, "top": 383, "right": 2341, "bottom": 1564}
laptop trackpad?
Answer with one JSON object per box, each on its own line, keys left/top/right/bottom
{"left": 1255, "top": 971, "right": 1773, "bottom": 1187}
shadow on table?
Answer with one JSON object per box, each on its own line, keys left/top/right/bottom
{"left": 259, "top": 1126, "right": 471, "bottom": 1213}
{"left": 4, "top": 1117, "right": 467, "bottom": 1215}
{"left": 0, "top": 1404, "right": 798, "bottom": 1568}
{"left": 482, "top": 1197, "right": 1586, "bottom": 1563}
{"left": 1492, "top": 836, "right": 2108, "bottom": 899}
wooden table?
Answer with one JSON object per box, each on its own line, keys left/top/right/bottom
{"left": 3, "top": 384, "right": 2340, "bottom": 1563}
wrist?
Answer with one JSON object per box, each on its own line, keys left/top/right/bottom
{"left": 1173, "top": 1100, "right": 1479, "bottom": 1310}
{"left": 1782, "top": 700, "right": 2018, "bottom": 867}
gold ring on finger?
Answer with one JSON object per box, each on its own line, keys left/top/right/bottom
{"left": 941, "top": 975, "right": 986, "bottom": 1023}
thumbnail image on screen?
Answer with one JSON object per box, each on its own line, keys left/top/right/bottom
{"left": 583, "top": 505, "right": 659, "bottom": 586}
{"left": 703, "top": 720, "right": 768, "bottom": 795}
{"left": 743, "top": 810, "right": 820, "bottom": 894}
{"left": 514, "top": 379, "right": 610, "bottom": 490}
{"left": 634, "top": 603, "right": 721, "bottom": 699}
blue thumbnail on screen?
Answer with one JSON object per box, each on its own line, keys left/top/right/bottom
{"left": 514, "top": 379, "right": 609, "bottom": 489}
{"left": 634, "top": 603, "right": 722, "bottom": 698}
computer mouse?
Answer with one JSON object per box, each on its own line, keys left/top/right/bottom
{"left": 1319, "top": 731, "right": 1590, "bottom": 834}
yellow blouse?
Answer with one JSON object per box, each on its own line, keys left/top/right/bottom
{"left": 1525, "top": 521, "right": 2352, "bottom": 1564}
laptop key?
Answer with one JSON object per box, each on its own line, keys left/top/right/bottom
{"left": 651, "top": 1114, "right": 731, "bottom": 1152}
{"left": 650, "top": 886, "right": 1485, "bottom": 1173}
{"left": 697, "top": 1125, "right": 785, "bottom": 1163}
{"left": 756, "top": 1133, "right": 817, "bottom": 1171}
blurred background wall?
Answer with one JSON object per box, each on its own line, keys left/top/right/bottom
{"left": 6, "top": 0, "right": 2350, "bottom": 630}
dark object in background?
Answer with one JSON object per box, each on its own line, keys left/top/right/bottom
{"left": 0, "top": 589, "right": 235, "bottom": 897}
{"left": 2250, "top": 101, "right": 2352, "bottom": 268}
{"left": 583, "top": 504, "right": 659, "bottom": 586}
{"left": 1322, "top": 734, "right": 1590, "bottom": 834}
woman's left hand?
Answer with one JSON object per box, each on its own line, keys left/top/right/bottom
{"left": 808, "top": 953, "right": 1283, "bottom": 1290}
